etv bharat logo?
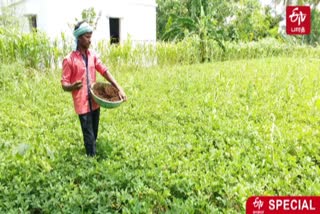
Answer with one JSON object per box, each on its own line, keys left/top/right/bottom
{"left": 286, "top": 6, "right": 311, "bottom": 35}
{"left": 253, "top": 197, "right": 265, "bottom": 214}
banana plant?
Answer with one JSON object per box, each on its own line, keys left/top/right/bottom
{"left": 161, "top": 1, "right": 225, "bottom": 62}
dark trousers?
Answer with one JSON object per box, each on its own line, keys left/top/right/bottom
{"left": 78, "top": 108, "right": 100, "bottom": 156}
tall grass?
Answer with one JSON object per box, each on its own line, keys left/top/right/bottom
{"left": 1, "top": 27, "right": 320, "bottom": 70}
{"left": 98, "top": 36, "right": 320, "bottom": 70}
{"left": 0, "top": 28, "right": 54, "bottom": 69}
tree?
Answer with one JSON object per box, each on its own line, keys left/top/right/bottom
{"left": 156, "top": 0, "right": 183, "bottom": 39}
{"left": 304, "top": 7, "right": 320, "bottom": 45}
{"left": 75, "top": 7, "right": 101, "bottom": 30}
{"left": 161, "top": 0, "right": 226, "bottom": 62}
{"left": 229, "top": 0, "right": 281, "bottom": 41}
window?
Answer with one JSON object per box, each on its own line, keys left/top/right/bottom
{"left": 109, "top": 18, "right": 120, "bottom": 44}
{"left": 28, "top": 15, "right": 37, "bottom": 32}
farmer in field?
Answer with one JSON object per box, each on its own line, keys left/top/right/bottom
{"left": 61, "top": 21, "right": 126, "bottom": 156}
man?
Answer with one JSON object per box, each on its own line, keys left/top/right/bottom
{"left": 61, "top": 21, "right": 126, "bottom": 156}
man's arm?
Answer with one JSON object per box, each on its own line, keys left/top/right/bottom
{"left": 94, "top": 54, "right": 127, "bottom": 100}
{"left": 102, "top": 71, "right": 127, "bottom": 101}
{"left": 62, "top": 81, "right": 82, "bottom": 92}
{"left": 61, "top": 57, "right": 83, "bottom": 92}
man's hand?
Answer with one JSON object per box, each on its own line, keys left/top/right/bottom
{"left": 72, "top": 80, "right": 83, "bottom": 90}
{"left": 118, "top": 88, "right": 127, "bottom": 101}
{"left": 62, "top": 80, "right": 83, "bottom": 92}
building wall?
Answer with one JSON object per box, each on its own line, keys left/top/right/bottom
{"left": 93, "top": 0, "right": 157, "bottom": 44}
{"left": 5, "top": 0, "right": 156, "bottom": 45}
{"left": 125, "top": 1, "right": 157, "bottom": 44}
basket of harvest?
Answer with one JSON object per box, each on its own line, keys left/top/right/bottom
{"left": 90, "top": 82, "right": 124, "bottom": 109}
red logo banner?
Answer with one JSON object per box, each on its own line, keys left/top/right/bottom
{"left": 246, "top": 196, "right": 320, "bottom": 214}
{"left": 286, "top": 6, "right": 311, "bottom": 35}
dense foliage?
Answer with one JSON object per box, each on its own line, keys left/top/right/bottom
{"left": 1, "top": 56, "right": 319, "bottom": 213}
{"left": 0, "top": 1, "right": 320, "bottom": 213}
{"left": 156, "top": 0, "right": 320, "bottom": 47}
{"left": 156, "top": 0, "right": 281, "bottom": 42}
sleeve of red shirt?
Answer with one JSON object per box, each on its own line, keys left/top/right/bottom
{"left": 94, "top": 55, "right": 108, "bottom": 75}
{"left": 61, "top": 58, "right": 72, "bottom": 85}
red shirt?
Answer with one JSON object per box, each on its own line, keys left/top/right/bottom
{"left": 61, "top": 50, "right": 107, "bottom": 115}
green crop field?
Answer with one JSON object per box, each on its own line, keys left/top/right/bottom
{"left": 0, "top": 56, "right": 319, "bottom": 213}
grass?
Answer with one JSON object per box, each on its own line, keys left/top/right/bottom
{"left": 0, "top": 56, "right": 319, "bottom": 213}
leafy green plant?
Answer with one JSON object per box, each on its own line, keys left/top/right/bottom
{"left": 1, "top": 54, "right": 320, "bottom": 213}
{"left": 161, "top": 1, "right": 225, "bottom": 62}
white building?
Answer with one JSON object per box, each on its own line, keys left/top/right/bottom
{"left": 1, "top": 0, "right": 157, "bottom": 45}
